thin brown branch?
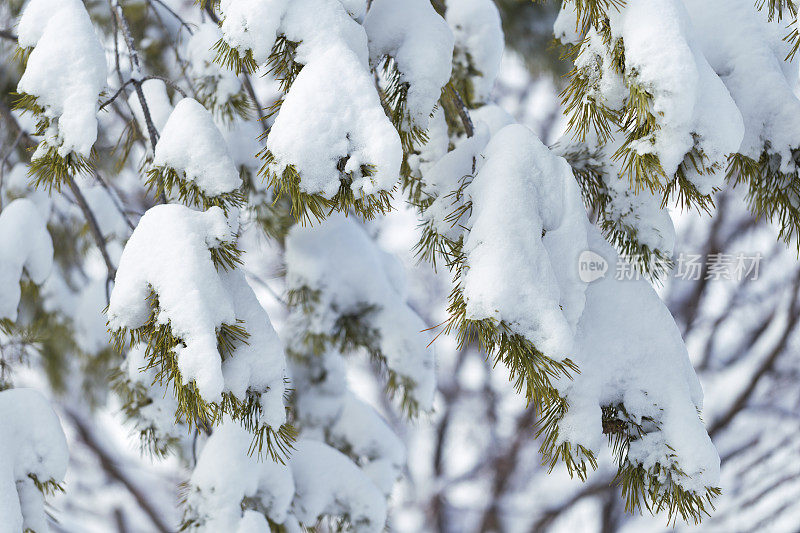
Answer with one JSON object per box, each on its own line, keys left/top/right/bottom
{"left": 66, "top": 177, "right": 118, "bottom": 301}
{"left": 0, "top": 29, "right": 17, "bottom": 42}
{"left": 709, "top": 270, "right": 800, "bottom": 436}
{"left": 64, "top": 409, "right": 172, "bottom": 533}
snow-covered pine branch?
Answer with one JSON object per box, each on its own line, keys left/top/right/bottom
{"left": 0, "top": 389, "right": 67, "bottom": 533}
{"left": 14, "top": 0, "right": 106, "bottom": 190}
{"left": 5, "top": 0, "right": 800, "bottom": 530}
{"left": 0, "top": 199, "right": 52, "bottom": 322}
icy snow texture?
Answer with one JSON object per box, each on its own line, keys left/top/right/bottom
{"left": 462, "top": 124, "right": 588, "bottom": 359}
{"left": 0, "top": 388, "right": 68, "bottom": 533}
{"left": 446, "top": 0, "right": 505, "bottom": 103}
{"left": 0, "top": 199, "right": 53, "bottom": 321}
{"left": 17, "top": 0, "right": 106, "bottom": 158}
{"left": 285, "top": 215, "right": 436, "bottom": 410}
{"left": 189, "top": 424, "right": 386, "bottom": 532}
{"left": 108, "top": 205, "right": 287, "bottom": 422}
{"left": 364, "top": 0, "right": 455, "bottom": 127}
{"left": 153, "top": 98, "right": 242, "bottom": 197}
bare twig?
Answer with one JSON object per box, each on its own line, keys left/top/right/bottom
{"left": 110, "top": 0, "right": 161, "bottom": 149}
{"left": 66, "top": 177, "right": 118, "bottom": 301}
{"left": 65, "top": 409, "right": 173, "bottom": 533}
{"left": 147, "top": 0, "right": 195, "bottom": 35}
{"left": 100, "top": 76, "right": 187, "bottom": 111}
{"left": 709, "top": 270, "right": 800, "bottom": 436}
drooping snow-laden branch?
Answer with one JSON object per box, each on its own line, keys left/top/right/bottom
{"left": 5, "top": 0, "right": 800, "bottom": 530}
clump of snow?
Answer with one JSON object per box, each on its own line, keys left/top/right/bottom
{"left": 108, "top": 205, "right": 237, "bottom": 399}
{"left": 290, "top": 439, "right": 387, "bottom": 532}
{"left": 219, "top": 0, "right": 288, "bottom": 65}
{"left": 108, "top": 205, "right": 287, "bottom": 423}
{"left": 0, "top": 163, "right": 51, "bottom": 217}
{"left": 685, "top": 0, "right": 800, "bottom": 169}
{"left": 220, "top": 269, "right": 288, "bottom": 428}
{"left": 265, "top": 45, "right": 401, "bottom": 199}
{"left": 329, "top": 393, "right": 405, "bottom": 494}
{"left": 0, "top": 199, "right": 54, "bottom": 321}
{"left": 285, "top": 215, "right": 436, "bottom": 410}
{"left": 187, "top": 421, "right": 295, "bottom": 530}
{"left": 461, "top": 124, "right": 589, "bottom": 359}
{"left": 188, "top": 424, "right": 387, "bottom": 532}
{"left": 553, "top": 2, "right": 582, "bottom": 45}
{"left": 17, "top": 0, "right": 106, "bottom": 158}
{"left": 439, "top": 121, "right": 717, "bottom": 494}
{"left": 557, "top": 224, "right": 719, "bottom": 492}
{"left": 610, "top": 0, "right": 744, "bottom": 193}
{"left": 291, "top": 350, "right": 405, "bottom": 494}
{"left": 0, "top": 388, "right": 68, "bottom": 533}
{"left": 153, "top": 98, "right": 242, "bottom": 197}
{"left": 217, "top": 0, "right": 403, "bottom": 203}
{"left": 364, "top": 0, "right": 455, "bottom": 127}
{"left": 446, "top": 0, "right": 505, "bottom": 104}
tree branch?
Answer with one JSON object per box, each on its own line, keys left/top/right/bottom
{"left": 0, "top": 28, "right": 17, "bottom": 42}
{"left": 64, "top": 409, "right": 173, "bottom": 533}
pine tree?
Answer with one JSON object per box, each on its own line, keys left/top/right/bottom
{"left": 2, "top": 0, "right": 800, "bottom": 531}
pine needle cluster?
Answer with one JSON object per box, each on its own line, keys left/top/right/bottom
{"left": 11, "top": 93, "right": 95, "bottom": 191}
{"left": 286, "top": 288, "right": 425, "bottom": 418}
{"left": 559, "top": 15, "right": 717, "bottom": 214}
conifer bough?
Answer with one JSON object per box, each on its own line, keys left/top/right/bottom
{"left": 3, "top": 0, "right": 800, "bottom": 530}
